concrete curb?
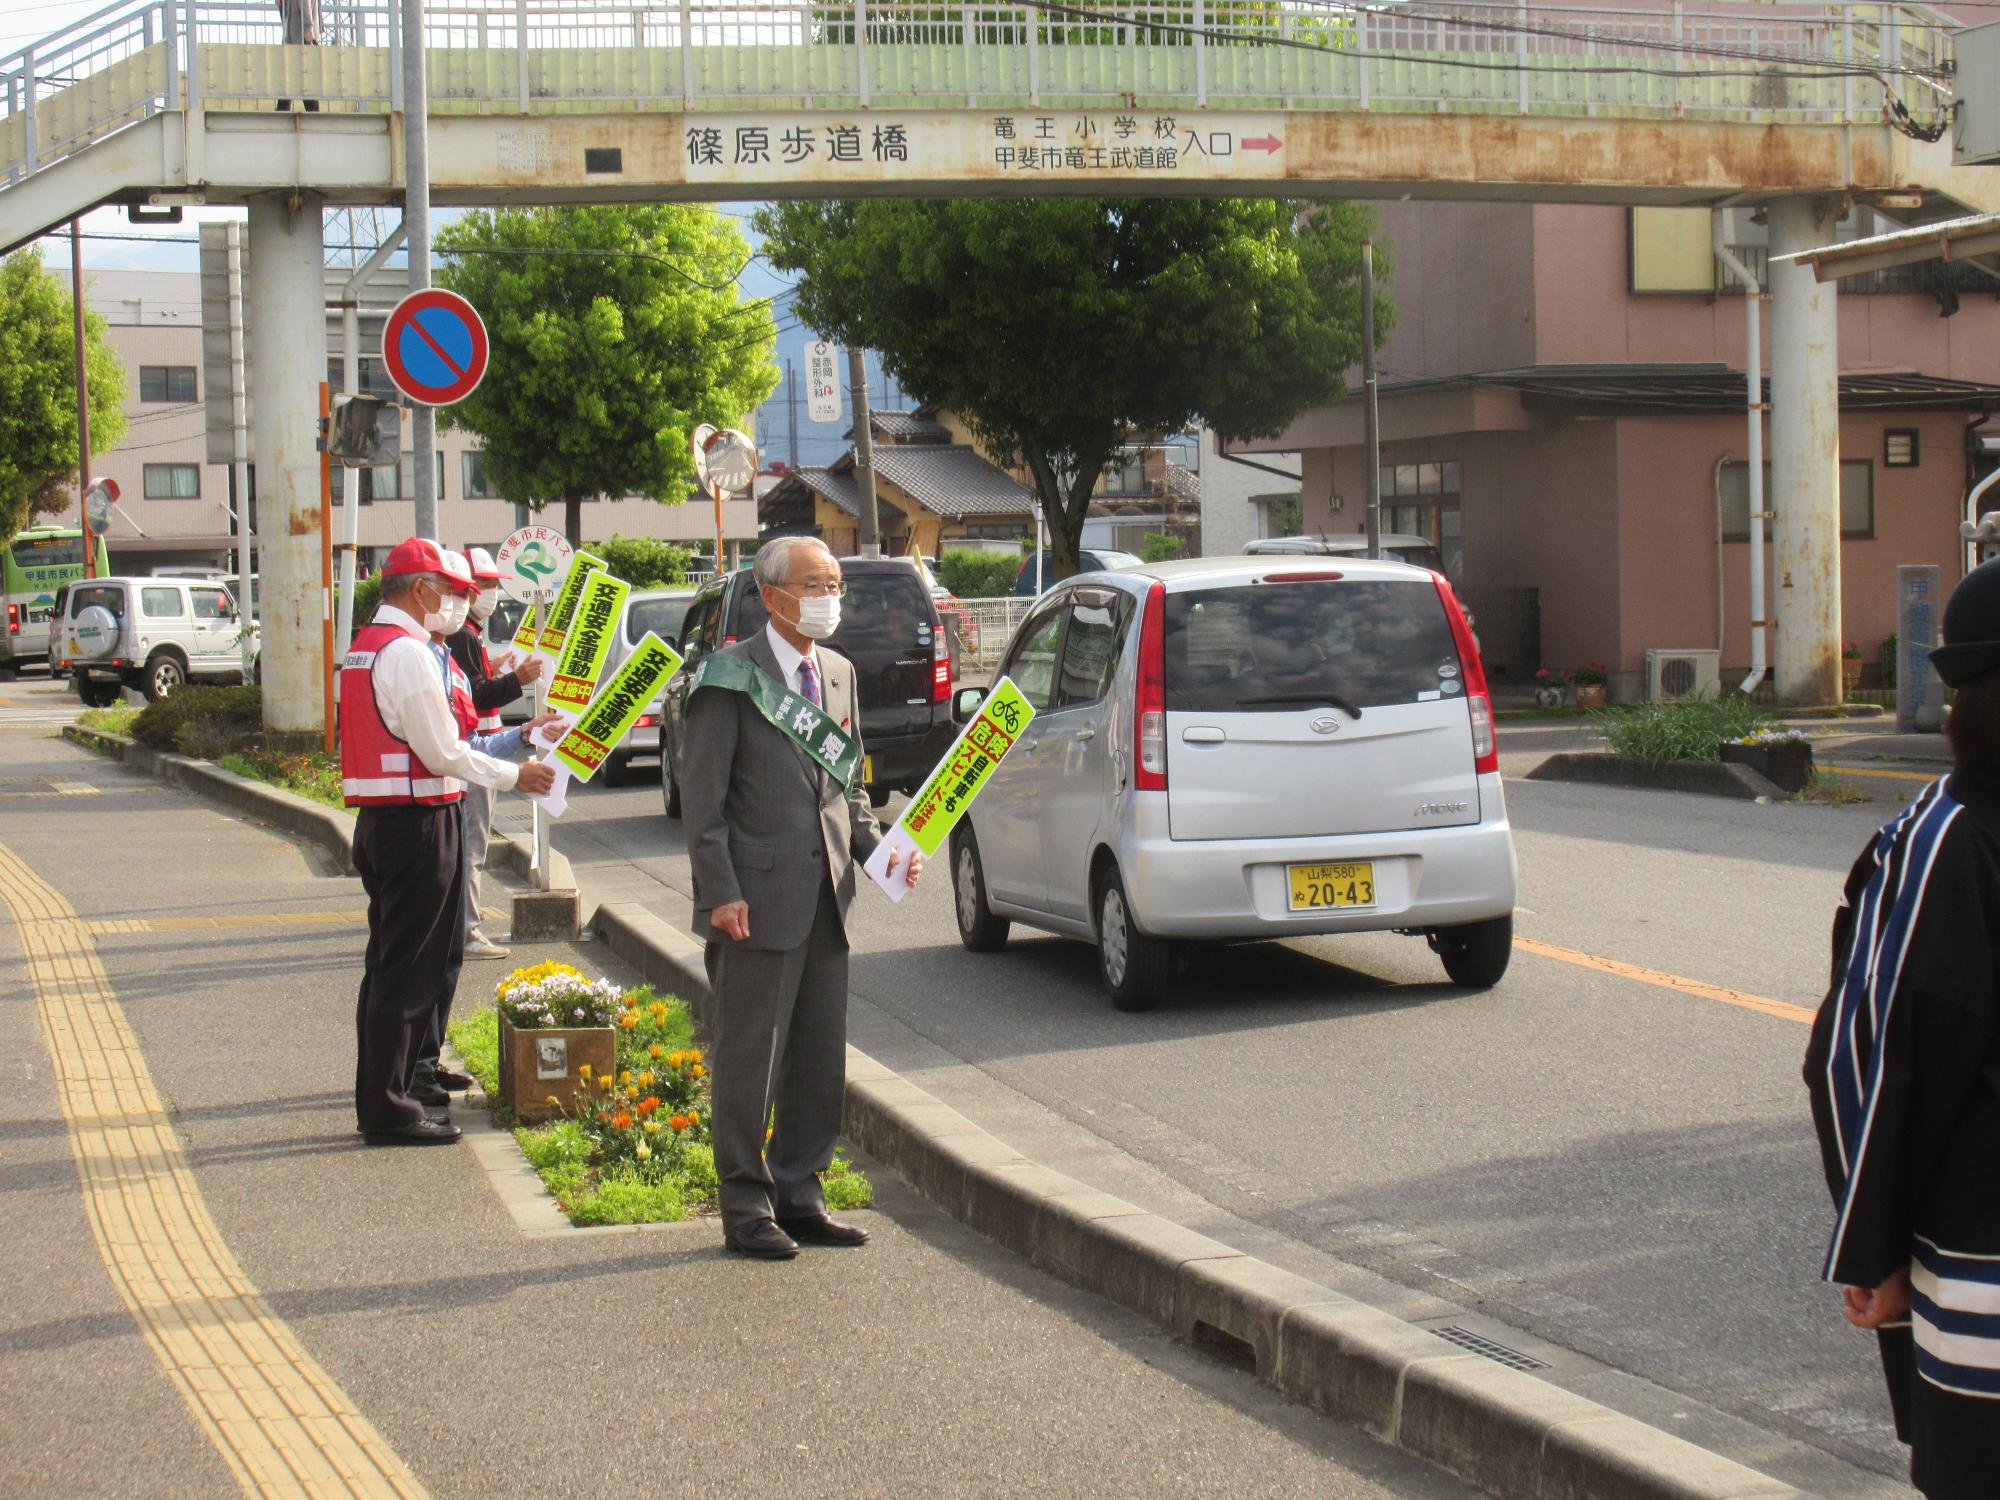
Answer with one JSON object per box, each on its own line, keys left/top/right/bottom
{"left": 486, "top": 830, "right": 582, "bottom": 939}
{"left": 583, "top": 906, "right": 1811, "bottom": 1500}
{"left": 1527, "top": 751, "right": 1785, "bottom": 802}
{"left": 64, "top": 724, "right": 360, "bottom": 874}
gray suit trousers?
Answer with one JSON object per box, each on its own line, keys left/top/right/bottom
{"left": 705, "top": 878, "right": 848, "bottom": 1231}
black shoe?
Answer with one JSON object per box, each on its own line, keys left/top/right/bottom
{"left": 431, "top": 1066, "right": 475, "bottom": 1091}
{"left": 724, "top": 1219, "right": 800, "bottom": 1260}
{"left": 362, "top": 1118, "right": 462, "bottom": 1146}
{"left": 777, "top": 1214, "right": 870, "bottom": 1247}
{"left": 409, "top": 1077, "right": 450, "bottom": 1106}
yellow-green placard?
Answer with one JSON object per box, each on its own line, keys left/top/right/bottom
{"left": 547, "top": 571, "right": 631, "bottom": 713}
{"left": 536, "top": 549, "right": 605, "bottom": 657}
{"left": 551, "top": 632, "right": 685, "bottom": 781}
{"left": 508, "top": 598, "right": 542, "bottom": 658}
{"left": 896, "top": 677, "right": 1036, "bottom": 857}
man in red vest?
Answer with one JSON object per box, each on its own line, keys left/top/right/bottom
{"left": 342, "top": 537, "right": 556, "bottom": 1145}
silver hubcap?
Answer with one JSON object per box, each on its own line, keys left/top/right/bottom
{"left": 154, "top": 661, "right": 180, "bottom": 695}
{"left": 1101, "top": 887, "right": 1128, "bottom": 986}
{"left": 956, "top": 845, "right": 979, "bottom": 931}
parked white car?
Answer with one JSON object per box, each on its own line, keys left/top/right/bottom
{"left": 54, "top": 575, "right": 258, "bottom": 704}
{"left": 949, "top": 555, "right": 1517, "bottom": 1010}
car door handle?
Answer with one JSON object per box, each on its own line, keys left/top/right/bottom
{"left": 1182, "top": 727, "right": 1226, "bottom": 744}
{"left": 1070, "top": 727, "right": 1096, "bottom": 742}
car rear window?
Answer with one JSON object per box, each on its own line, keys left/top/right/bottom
{"left": 1164, "top": 579, "right": 1462, "bottom": 712}
{"left": 71, "top": 584, "right": 126, "bottom": 620}
{"left": 627, "top": 597, "right": 690, "bottom": 644}
{"left": 827, "top": 573, "right": 933, "bottom": 654}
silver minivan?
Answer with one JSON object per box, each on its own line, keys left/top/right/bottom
{"left": 598, "top": 587, "right": 696, "bottom": 785}
{"left": 949, "top": 555, "right": 1517, "bottom": 1010}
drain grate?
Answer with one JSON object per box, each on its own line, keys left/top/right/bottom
{"left": 1432, "top": 1326, "right": 1549, "bottom": 1372}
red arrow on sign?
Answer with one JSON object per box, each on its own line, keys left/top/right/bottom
{"left": 1242, "top": 135, "right": 1284, "bottom": 154}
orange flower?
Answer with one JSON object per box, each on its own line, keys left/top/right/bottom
{"left": 686, "top": 1110, "right": 699, "bottom": 1128}
{"left": 611, "top": 1111, "right": 634, "bottom": 1130}
{"left": 618, "top": 1011, "right": 640, "bottom": 1030}
{"left": 691, "top": 1064, "right": 707, "bottom": 1079}
{"left": 669, "top": 1113, "right": 690, "bottom": 1133}
{"left": 648, "top": 1043, "right": 665, "bottom": 1060}
{"left": 636, "top": 1097, "right": 660, "bottom": 1116}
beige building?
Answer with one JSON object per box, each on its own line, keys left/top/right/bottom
{"left": 85, "top": 268, "right": 754, "bottom": 577}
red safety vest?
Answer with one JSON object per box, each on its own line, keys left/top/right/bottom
{"left": 340, "top": 621, "right": 464, "bottom": 807}
{"left": 447, "top": 652, "right": 479, "bottom": 739}
{"left": 468, "top": 622, "right": 503, "bottom": 733}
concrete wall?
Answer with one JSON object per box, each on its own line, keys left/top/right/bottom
{"left": 1372, "top": 201, "right": 1537, "bottom": 378}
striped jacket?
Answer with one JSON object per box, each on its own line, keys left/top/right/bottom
{"left": 1806, "top": 772, "right": 2000, "bottom": 1402}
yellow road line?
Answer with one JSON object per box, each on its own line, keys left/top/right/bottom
{"left": 1817, "top": 763, "right": 1940, "bottom": 784}
{"left": 1513, "top": 936, "right": 1817, "bottom": 1026}
{"left": 85, "top": 907, "right": 503, "bottom": 935}
{"left": 0, "top": 841, "right": 428, "bottom": 1500}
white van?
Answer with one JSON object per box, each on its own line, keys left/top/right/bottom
{"left": 54, "top": 576, "right": 258, "bottom": 703}
{"left": 949, "top": 555, "right": 1517, "bottom": 1010}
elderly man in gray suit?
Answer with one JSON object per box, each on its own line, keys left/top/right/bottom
{"left": 681, "top": 536, "right": 923, "bottom": 1260}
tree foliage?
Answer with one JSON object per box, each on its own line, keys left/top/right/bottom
{"left": 434, "top": 207, "right": 779, "bottom": 544}
{"left": 0, "top": 251, "right": 128, "bottom": 545}
{"left": 754, "top": 198, "right": 1388, "bottom": 578}
{"left": 596, "top": 534, "right": 695, "bottom": 589}
{"left": 936, "top": 548, "right": 1020, "bottom": 599}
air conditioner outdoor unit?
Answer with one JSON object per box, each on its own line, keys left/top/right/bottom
{"left": 1647, "top": 648, "right": 1721, "bottom": 701}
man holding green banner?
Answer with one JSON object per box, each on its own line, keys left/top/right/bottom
{"left": 680, "top": 536, "right": 922, "bottom": 1262}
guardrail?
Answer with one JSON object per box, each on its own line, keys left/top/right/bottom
{"left": 1, "top": 0, "right": 1962, "bottom": 191}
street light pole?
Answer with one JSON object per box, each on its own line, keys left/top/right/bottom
{"left": 1361, "top": 239, "right": 1381, "bottom": 562}
{"left": 848, "top": 346, "right": 880, "bottom": 557}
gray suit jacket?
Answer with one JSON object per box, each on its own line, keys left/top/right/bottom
{"left": 681, "top": 632, "right": 884, "bottom": 952}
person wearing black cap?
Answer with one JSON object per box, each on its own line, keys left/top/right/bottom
{"left": 1804, "top": 559, "right": 2000, "bottom": 1498}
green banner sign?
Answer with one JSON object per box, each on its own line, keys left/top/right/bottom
{"left": 551, "top": 632, "right": 686, "bottom": 781}
{"left": 689, "top": 650, "right": 864, "bottom": 791}
{"left": 547, "top": 571, "right": 631, "bottom": 713}
{"left": 508, "top": 598, "right": 542, "bottom": 659}
{"left": 536, "top": 549, "right": 605, "bottom": 658}
{"left": 897, "top": 677, "right": 1035, "bottom": 857}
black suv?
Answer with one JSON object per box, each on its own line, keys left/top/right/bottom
{"left": 660, "top": 557, "right": 956, "bottom": 813}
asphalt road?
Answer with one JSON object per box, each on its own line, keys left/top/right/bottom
{"left": 517, "top": 717, "right": 1929, "bottom": 1497}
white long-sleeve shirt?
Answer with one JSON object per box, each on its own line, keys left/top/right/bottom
{"left": 371, "top": 604, "right": 520, "bottom": 792}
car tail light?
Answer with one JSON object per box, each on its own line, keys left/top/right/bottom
{"left": 6, "top": 604, "right": 16, "bottom": 635}
{"left": 636, "top": 713, "right": 658, "bottom": 729}
{"left": 1135, "top": 580, "right": 1167, "bottom": 791}
{"left": 1434, "top": 574, "right": 1498, "bottom": 775}
{"left": 1259, "top": 570, "right": 1345, "bottom": 583}
{"left": 722, "top": 634, "right": 736, "bottom": 646}
{"left": 931, "top": 627, "right": 952, "bottom": 702}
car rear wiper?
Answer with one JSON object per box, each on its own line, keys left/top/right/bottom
{"left": 1236, "top": 693, "right": 1363, "bottom": 720}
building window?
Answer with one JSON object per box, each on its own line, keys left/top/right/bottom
{"left": 1884, "top": 430, "right": 1919, "bottom": 468}
{"left": 1101, "top": 458, "right": 1148, "bottom": 495}
{"left": 1721, "top": 460, "right": 1874, "bottom": 542}
{"left": 139, "top": 365, "right": 197, "bottom": 403}
{"left": 1376, "top": 460, "right": 1464, "bottom": 576}
{"left": 143, "top": 463, "right": 201, "bottom": 499}
{"left": 395, "top": 453, "right": 448, "bottom": 501}
{"left": 462, "top": 451, "right": 494, "bottom": 499}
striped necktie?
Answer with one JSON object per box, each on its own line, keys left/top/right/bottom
{"left": 798, "top": 653, "right": 821, "bottom": 708}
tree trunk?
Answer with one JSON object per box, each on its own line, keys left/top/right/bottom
{"left": 563, "top": 491, "right": 583, "bottom": 547}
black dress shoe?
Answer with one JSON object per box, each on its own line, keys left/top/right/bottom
{"left": 777, "top": 1214, "right": 870, "bottom": 1247}
{"left": 362, "top": 1118, "right": 462, "bottom": 1146}
{"left": 409, "top": 1077, "right": 450, "bottom": 1106}
{"left": 723, "top": 1219, "right": 800, "bottom": 1260}
{"left": 431, "top": 1066, "right": 475, "bottom": 1091}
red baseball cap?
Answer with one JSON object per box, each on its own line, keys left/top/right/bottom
{"left": 464, "top": 547, "right": 502, "bottom": 585}
{"left": 380, "top": 537, "right": 452, "bottom": 578}
{"left": 437, "top": 549, "right": 477, "bottom": 596}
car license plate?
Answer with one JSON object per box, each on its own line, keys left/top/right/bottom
{"left": 1288, "top": 862, "right": 1376, "bottom": 911}
{"left": 862, "top": 754, "right": 874, "bottom": 783}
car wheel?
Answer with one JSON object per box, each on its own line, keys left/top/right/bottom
{"left": 951, "top": 828, "right": 1009, "bottom": 953}
{"left": 143, "top": 651, "right": 187, "bottom": 702}
{"left": 662, "top": 750, "right": 682, "bottom": 819}
{"left": 74, "top": 675, "right": 120, "bottom": 708}
{"left": 1096, "top": 864, "right": 1168, "bottom": 1012}
{"left": 1433, "top": 914, "right": 1514, "bottom": 988}
{"left": 600, "top": 754, "right": 628, "bottom": 789}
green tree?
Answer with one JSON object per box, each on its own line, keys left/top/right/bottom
{"left": 596, "top": 534, "right": 694, "bottom": 589}
{"left": 1140, "top": 531, "right": 1185, "bottom": 564}
{"left": 0, "top": 251, "right": 128, "bottom": 545}
{"left": 755, "top": 198, "right": 1387, "bottom": 579}
{"left": 434, "top": 207, "right": 779, "bottom": 544}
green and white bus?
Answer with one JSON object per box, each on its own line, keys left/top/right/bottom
{"left": 2, "top": 526, "right": 111, "bottom": 676}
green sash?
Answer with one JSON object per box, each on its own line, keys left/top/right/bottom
{"left": 690, "top": 651, "right": 862, "bottom": 792}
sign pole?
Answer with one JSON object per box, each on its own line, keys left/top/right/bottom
{"left": 320, "top": 383, "right": 335, "bottom": 752}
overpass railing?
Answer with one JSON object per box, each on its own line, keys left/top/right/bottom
{"left": 2, "top": 0, "right": 1962, "bottom": 189}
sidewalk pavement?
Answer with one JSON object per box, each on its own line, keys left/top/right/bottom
{"left": 0, "top": 720, "right": 1473, "bottom": 1499}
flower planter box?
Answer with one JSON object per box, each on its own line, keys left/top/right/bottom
{"left": 1574, "top": 683, "right": 1607, "bottom": 709}
{"left": 497, "top": 1015, "right": 616, "bottom": 1123}
{"left": 1720, "top": 739, "right": 1814, "bottom": 793}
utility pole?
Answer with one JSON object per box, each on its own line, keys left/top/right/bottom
{"left": 847, "top": 346, "right": 880, "bottom": 557}
{"left": 786, "top": 356, "right": 799, "bottom": 469}
{"left": 402, "top": 0, "right": 436, "bottom": 538}
{"left": 1361, "top": 240, "right": 1381, "bottom": 561}
{"left": 70, "top": 220, "right": 97, "bottom": 579}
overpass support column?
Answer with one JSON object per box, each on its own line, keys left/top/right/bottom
{"left": 1766, "top": 196, "right": 1843, "bottom": 706}
{"left": 247, "top": 191, "right": 329, "bottom": 734}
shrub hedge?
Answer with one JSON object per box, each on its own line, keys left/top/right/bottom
{"left": 132, "top": 685, "right": 263, "bottom": 752}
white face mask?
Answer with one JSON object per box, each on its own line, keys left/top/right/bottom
{"left": 415, "top": 580, "right": 450, "bottom": 636}
{"left": 471, "top": 587, "right": 499, "bottom": 623}
{"left": 792, "top": 593, "right": 841, "bottom": 640}
{"left": 437, "top": 595, "right": 471, "bottom": 634}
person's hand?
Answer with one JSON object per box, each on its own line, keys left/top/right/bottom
{"left": 710, "top": 900, "right": 750, "bottom": 942}
{"left": 515, "top": 760, "right": 557, "bottom": 796}
{"left": 1842, "top": 1268, "right": 1911, "bottom": 1329}
{"left": 883, "top": 847, "right": 925, "bottom": 888}
{"left": 516, "top": 655, "right": 546, "bottom": 685}
{"left": 522, "top": 712, "right": 565, "bottom": 739}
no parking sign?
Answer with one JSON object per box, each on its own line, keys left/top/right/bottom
{"left": 381, "top": 288, "right": 489, "bottom": 407}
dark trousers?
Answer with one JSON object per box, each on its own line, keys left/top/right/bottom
{"left": 353, "top": 803, "right": 466, "bottom": 1131}
{"left": 414, "top": 802, "right": 468, "bottom": 1080}
{"left": 704, "top": 879, "right": 848, "bottom": 1232}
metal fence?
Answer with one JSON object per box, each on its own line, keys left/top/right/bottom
{"left": 942, "top": 594, "right": 1034, "bottom": 672}
{"left": 2, "top": 0, "right": 1961, "bottom": 189}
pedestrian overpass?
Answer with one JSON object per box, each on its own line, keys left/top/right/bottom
{"left": 3, "top": 0, "right": 1994, "bottom": 720}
